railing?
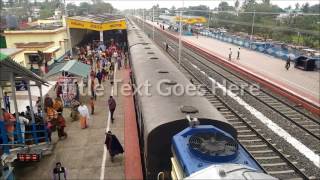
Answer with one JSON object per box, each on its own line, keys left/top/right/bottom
{"left": 0, "top": 120, "right": 49, "bottom": 154}
{"left": 199, "top": 30, "right": 303, "bottom": 60}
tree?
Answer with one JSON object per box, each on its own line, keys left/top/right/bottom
{"left": 217, "top": 2, "right": 234, "bottom": 11}
{"left": 295, "top": 3, "right": 300, "bottom": 10}
{"left": 169, "top": 6, "right": 176, "bottom": 15}
{"left": 301, "top": 3, "right": 310, "bottom": 13}
{"left": 262, "top": 0, "right": 270, "bottom": 5}
{"left": 40, "top": 8, "right": 53, "bottom": 18}
{"left": 235, "top": 0, "right": 240, "bottom": 9}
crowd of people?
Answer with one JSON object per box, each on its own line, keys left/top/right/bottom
{"left": 1, "top": 38, "right": 127, "bottom": 178}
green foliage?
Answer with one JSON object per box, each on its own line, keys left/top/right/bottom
{"left": 40, "top": 8, "right": 53, "bottom": 19}
{"left": 205, "top": 2, "right": 320, "bottom": 48}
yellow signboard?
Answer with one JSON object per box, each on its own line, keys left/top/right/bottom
{"left": 67, "top": 19, "right": 127, "bottom": 31}
{"left": 175, "top": 16, "right": 207, "bottom": 24}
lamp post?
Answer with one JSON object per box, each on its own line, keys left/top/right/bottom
{"left": 142, "top": 9, "right": 145, "bottom": 33}
{"left": 178, "top": 0, "right": 184, "bottom": 66}
{"left": 152, "top": 6, "right": 155, "bottom": 40}
{"left": 250, "top": 10, "right": 256, "bottom": 48}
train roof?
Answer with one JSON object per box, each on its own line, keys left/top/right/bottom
{"left": 127, "top": 22, "right": 237, "bottom": 141}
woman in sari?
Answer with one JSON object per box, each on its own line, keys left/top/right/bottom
{"left": 77, "top": 102, "right": 90, "bottom": 129}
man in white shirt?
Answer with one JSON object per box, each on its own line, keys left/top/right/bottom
{"left": 15, "top": 112, "right": 29, "bottom": 143}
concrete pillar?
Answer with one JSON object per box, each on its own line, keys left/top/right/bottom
{"left": 100, "top": 31, "right": 104, "bottom": 42}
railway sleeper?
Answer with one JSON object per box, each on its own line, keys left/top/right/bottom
{"left": 245, "top": 144, "right": 274, "bottom": 148}
{"left": 238, "top": 138, "right": 271, "bottom": 142}
{"left": 302, "top": 124, "right": 319, "bottom": 127}
{"left": 229, "top": 121, "right": 244, "bottom": 125}
{"left": 254, "top": 156, "right": 280, "bottom": 160}
{"left": 261, "top": 162, "right": 297, "bottom": 167}
{"left": 250, "top": 149, "right": 280, "bottom": 154}
{"left": 237, "top": 129, "right": 261, "bottom": 133}
{"left": 267, "top": 169, "right": 295, "bottom": 175}
{"left": 234, "top": 125, "right": 255, "bottom": 129}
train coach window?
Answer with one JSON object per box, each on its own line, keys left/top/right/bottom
{"left": 147, "top": 52, "right": 155, "bottom": 54}
{"left": 149, "top": 57, "right": 159, "bottom": 60}
{"left": 164, "top": 80, "right": 177, "bottom": 85}
{"left": 144, "top": 47, "right": 151, "bottom": 49}
{"left": 137, "top": 36, "right": 143, "bottom": 38}
{"left": 157, "top": 70, "right": 169, "bottom": 74}
{"left": 180, "top": 105, "right": 199, "bottom": 114}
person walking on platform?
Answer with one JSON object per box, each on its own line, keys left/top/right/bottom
{"left": 78, "top": 102, "right": 90, "bottom": 129}
{"left": 53, "top": 162, "right": 67, "bottom": 180}
{"left": 3, "top": 92, "right": 10, "bottom": 113}
{"left": 285, "top": 56, "right": 291, "bottom": 70}
{"left": 104, "top": 131, "right": 124, "bottom": 162}
{"left": 57, "top": 114, "right": 67, "bottom": 140}
{"left": 108, "top": 96, "right": 116, "bottom": 123}
{"left": 96, "top": 70, "right": 103, "bottom": 87}
{"left": 228, "top": 48, "right": 232, "bottom": 61}
{"left": 90, "top": 97, "right": 95, "bottom": 115}
{"left": 237, "top": 48, "right": 240, "bottom": 60}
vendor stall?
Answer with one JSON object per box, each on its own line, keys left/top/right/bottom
{"left": 45, "top": 60, "right": 90, "bottom": 107}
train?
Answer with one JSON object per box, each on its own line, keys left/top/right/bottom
{"left": 127, "top": 18, "right": 276, "bottom": 180}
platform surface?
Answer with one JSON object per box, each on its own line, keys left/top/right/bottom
{"left": 146, "top": 19, "right": 320, "bottom": 105}
{"left": 184, "top": 35, "right": 320, "bottom": 102}
{"left": 14, "top": 66, "right": 127, "bottom": 179}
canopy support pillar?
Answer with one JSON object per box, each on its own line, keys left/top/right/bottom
{"left": 27, "top": 80, "right": 38, "bottom": 144}
{"left": 100, "top": 31, "right": 104, "bottom": 42}
{"left": 9, "top": 72, "right": 19, "bottom": 121}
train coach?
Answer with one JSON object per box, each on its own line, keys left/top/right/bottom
{"left": 127, "top": 19, "right": 276, "bottom": 180}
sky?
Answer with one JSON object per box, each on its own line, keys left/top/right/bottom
{"left": 65, "top": 0, "right": 320, "bottom": 10}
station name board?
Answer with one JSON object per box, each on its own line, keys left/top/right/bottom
{"left": 67, "top": 19, "right": 127, "bottom": 31}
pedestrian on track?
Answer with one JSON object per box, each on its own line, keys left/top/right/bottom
{"left": 108, "top": 96, "right": 116, "bottom": 123}
{"left": 228, "top": 48, "right": 232, "bottom": 61}
{"left": 104, "top": 131, "right": 124, "bottom": 162}
{"left": 285, "top": 56, "right": 291, "bottom": 70}
{"left": 237, "top": 48, "right": 240, "bottom": 60}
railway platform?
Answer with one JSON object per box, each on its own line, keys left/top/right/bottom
{"left": 143, "top": 18, "right": 320, "bottom": 114}
{"left": 14, "top": 66, "right": 142, "bottom": 179}
{"left": 183, "top": 36, "right": 320, "bottom": 103}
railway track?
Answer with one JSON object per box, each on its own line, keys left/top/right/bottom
{"left": 129, "top": 18, "right": 317, "bottom": 179}
{"left": 163, "top": 39, "right": 311, "bottom": 179}
{"left": 135, "top": 19, "right": 320, "bottom": 143}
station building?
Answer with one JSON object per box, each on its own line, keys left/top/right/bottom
{"left": 3, "top": 20, "right": 70, "bottom": 71}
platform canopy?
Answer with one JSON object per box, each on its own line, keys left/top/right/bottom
{"left": 67, "top": 14, "right": 127, "bottom": 31}
{"left": 45, "top": 60, "right": 90, "bottom": 78}
{"left": 0, "top": 52, "right": 48, "bottom": 85}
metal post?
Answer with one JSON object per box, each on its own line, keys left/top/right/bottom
{"left": 100, "top": 31, "right": 104, "bottom": 42}
{"left": 9, "top": 73, "right": 19, "bottom": 120}
{"left": 208, "top": 9, "right": 211, "bottom": 30}
{"left": 64, "top": 0, "right": 73, "bottom": 58}
{"left": 178, "top": 1, "right": 184, "bottom": 66}
{"left": 143, "top": 9, "right": 145, "bottom": 33}
{"left": 27, "top": 81, "right": 35, "bottom": 124}
{"left": 152, "top": 7, "right": 155, "bottom": 40}
{"left": 250, "top": 10, "right": 256, "bottom": 48}
{"left": 27, "top": 80, "right": 38, "bottom": 144}
{"left": 38, "top": 84, "right": 45, "bottom": 122}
